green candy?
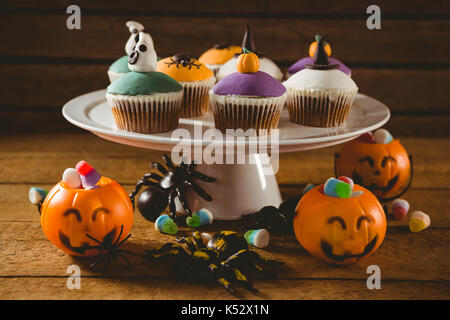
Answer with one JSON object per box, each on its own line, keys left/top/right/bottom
{"left": 186, "top": 215, "right": 201, "bottom": 228}
{"left": 335, "top": 181, "right": 352, "bottom": 198}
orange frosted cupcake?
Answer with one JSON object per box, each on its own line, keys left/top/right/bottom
{"left": 157, "top": 54, "right": 215, "bottom": 117}
{"left": 198, "top": 44, "right": 241, "bottom": 73}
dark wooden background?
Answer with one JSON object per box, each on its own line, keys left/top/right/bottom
{"left": 0, "top": 0, "right": 449, "bottom": 136}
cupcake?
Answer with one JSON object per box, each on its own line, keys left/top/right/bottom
{"left": 198, "top": 43, "right": 242, "bottom": 73}
{"left": 210, "top": 48, "right": 287, "bottom": 135}
{"left": 106, "top": 32, "right": 183, "bottom": 133}
{"left": 157, "top": 54, "right": 215, "bottom": 117}
{"left": 283, "top": 35, "right": 358, "bottom": 127}
{"left": 216, "top": 24, "right": 283, "bottom": 82}
{"left": 286, "top": 34, "right": 351, "bottom": 79}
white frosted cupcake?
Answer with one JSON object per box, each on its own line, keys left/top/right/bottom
{"left": 216, "top": 24, "right": 283, "bottom": 82}
{"left": 106, "top": 33, "right": 183, "bottom": 133}
{"left": 283, "top": 35, "right": 358, "bottom": 127}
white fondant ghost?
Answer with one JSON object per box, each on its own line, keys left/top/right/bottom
{"left": 125, "top": 21, "right": 145, "bottom": 55}
{"left": 128, "top": 32, "right": 157, "bottom": 72}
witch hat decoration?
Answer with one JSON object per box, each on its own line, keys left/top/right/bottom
{"left": 239, "top": 24, "right": 262, "bottom": 57}
{"left": 306, "top": 34, "right": 338, "bottom": 70}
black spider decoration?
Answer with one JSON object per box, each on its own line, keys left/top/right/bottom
{"left": 241, "top": 195, "right": 302, "bottom": 234}
{"left": 86, "top": 225, "right": 136, "bottom": 276}
{"left": 142, "top": 231, "right": 284, "bottom": 294}
{"left": 165, "top": 53, "right": 201, "bottom": 69}
{"left": 130, "top": 154, "right": 216, "bottom": 222}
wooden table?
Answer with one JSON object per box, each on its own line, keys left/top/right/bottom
{"left": 0, "top": 134, "right": 448, "bottom": 299}
{"left": 0, "top": 0, "right": 449, "bottom": 300}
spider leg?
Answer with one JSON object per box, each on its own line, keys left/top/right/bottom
{"left": 168, "top": 190, "right": 178, "bottom": 220}
{"left": 142, "top": 172, "right": 164, "bottom": 181}
{"left": 150, "top": 161, "right": 168, "bottom": 175}
{"left": 176, "top": 186, "right": 193, "bottom": 216}
{"left": 85, "top": 233, "right": 103, "bottom": 246}
{"left": 89, "top": 254, "right": 107, "bottom": 269}
{"left": 209, "top": 263, "right": 235, "bottom": 294}
{"left": 116, "top": 252, "right": 133, "bottom": 270}
{"left": 163, "top": 155, "right": 175, "bottom": 169}
{"left": 102, "top": 255, "right": 112, "bottom": 276}
{"left": 229, "top": 266, "right": 257, "bottom": 292}
{"left": 112, "top": 225, "right": 124, "bottom": 247}
{"left": 191, "top": 170, "right": 217, "bottom": 182}
{"left": 175, "top": 235, "right": 197, "bottom": 254}
{"left": 116, "top": 249, "right": 137, "bottom": 256}
{"left": 143, "top": 243, "right": 186, "bottom": 260}
{"left": 188, "top": 181, "right": 213, "bottom": 201}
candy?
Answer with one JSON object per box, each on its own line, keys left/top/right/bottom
{"left": 324, "top": 177, "right": 352, "bottom": 198}
{"left": 357, "top": 132, "right": 375, "bottom": 143}
{"left": 201, "top": 232, "right": 212, "bottom": 245}
{"left": 155, "top": 214, "right": 178, "bottom": 235}
{"left": 302, "top": 183, "right": 315, "bottom": 195}
{"left": 392, "top": 199, "right": 410, "bottom": 220}
{"left": 244, "top": 229, "right": 270, "bottom": 248}
{"left": 62, "top": 168, "right": 82, "bottom": 189}
{"left": 374, "top": 129, "right": 393, "bottom": 144}
{"left": 186, "top": 208, "right": 214, "bottom": 228}
{"left": 337, "top": 176, "right": 354, "bottom": 190}
{"left": 409, "top": 211, "right": 430, "bottom": 232}
{"left": 28, "top": 187, "right": 48, "bottom": 205}
{"left": 76, "top": 160, "right": 101, "bottom": 189}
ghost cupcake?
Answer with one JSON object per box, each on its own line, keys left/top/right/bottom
{"left": 157, "top": 54, "right": 215, "bottom": 117}
{"left": 210, "top": 48, "right": 287, "bottom": 135}
{"left": 283, "top": 35, "right": 358, "bottom": 127}
{"left": 216, "top": 24, "right": 283, "bottom": 82}
{"left": 198, "top": 43, "right": 242, "bottom": 73}
{"left": 106, "top": 32, "right": 183, "bottom": 134}
{"left": 108, "top": 21, "right": 145, "bottom": 83}
{"left": 286, "top": 34, "right": 351, "bottom": 79}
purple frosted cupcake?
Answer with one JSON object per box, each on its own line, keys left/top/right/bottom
{"left": 286, "top": 34, "right": 351, "bottom": 78}
{"left": 210, "top": 50, "right": 286, "bottom": 135}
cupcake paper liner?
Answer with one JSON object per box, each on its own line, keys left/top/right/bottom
{"left": 209, "top": 92, "right": 287, "bottom": 135}
{"left": 180, "top": 77, "right": 215, "bottom": 118}
{"left": 286, "top": 88, "right": 357, "bottom": 127}
{"left": 106, "top": 92, "right": 183, "bottom": 134}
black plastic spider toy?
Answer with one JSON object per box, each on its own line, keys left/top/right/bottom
{"left": 86, "top": 225, "right": 136, "bottom": 276}
{"left": 130, "top": 155, "right": 216, "bottom": 222}
{"left": 241, "top": 195, "right": 302, "bottom": 234}
{"left": 142, "top": 231, "right": 283, "bottom": 294}
{"left": 165, "top": 53, "right": 201, "bottom": 69}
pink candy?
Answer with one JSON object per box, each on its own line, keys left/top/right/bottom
{"left": 392, "top": 199, "right": 410, "bottom": 220}
{"left": 357, "top": 132, "right": 375, "bottom": 143}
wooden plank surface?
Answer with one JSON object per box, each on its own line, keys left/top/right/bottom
{"left": 3, "top": 0, "right": 449, "bottom": 16}
{"left": 1, "top": 65, "right": 448, "bottom": 113}
{"left": 1, "top": 15, "right": 449, "bottom": 64}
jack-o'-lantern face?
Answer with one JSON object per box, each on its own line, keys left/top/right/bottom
{"left": 293, "top": 184, "right": 386, "bottom": 265}
{"left": 40, "top": 177, "right": 133, "bottom": 257}
{"left": 336, "top": 139, "right": 411, "bottom": 200}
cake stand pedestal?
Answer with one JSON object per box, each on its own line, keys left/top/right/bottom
{"left": 63, "top": 90, "right": 390, "bottom": 220}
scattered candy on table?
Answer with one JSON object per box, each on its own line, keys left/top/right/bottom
{"left": 186, "top": 208, "right": 214, "bottom": 228}
{"left": 28, "top": 187, "right": 48, "bottom": 205}
{"left": 200, "top": 232, "right": 212, "bottom": 245}
{"left": 374, "top": 128, "right": 393, "bottom": 144}
{"left": 409, "top": 211, "right": 430, "bottom": 232}
{"left": 155, "top": 214, "right": 178, "bottom": 235}
{"left": 244, "top": 229, "right": 270, "bottom": 248}
{"left": 76, "top": 160, "right": 101, "bottom": 189}
{"left": 62, "top": 168, "right": 82, "bottom": 189}
{"left": 392, "top": 198, "right": 410, "bottom": 220}
{"left": 302, "top": 183, "right": 315, "bottom": 195}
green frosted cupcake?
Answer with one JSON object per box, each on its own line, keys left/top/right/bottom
{"left": 106, "top": 33, "right": 183, "bottom": 133}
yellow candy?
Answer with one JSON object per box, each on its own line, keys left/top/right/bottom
{"left": 409, "top": 211, "right": 430, "bottom": 232}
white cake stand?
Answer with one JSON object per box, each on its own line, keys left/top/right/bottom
{"left": 63, "top": 90, "right": 390, "bottom": 220}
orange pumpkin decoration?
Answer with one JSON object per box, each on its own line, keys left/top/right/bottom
{"left": 293, "top": 183, "right": 386, "bottom": 265}
{"left": 309, "top": 34, "right": 332, "bottom": 58}
{"left": 40, "top": 176, "right": 133, "bottom": 257}
{"left": 335, "top": 138, "right": 412, "bottom": 200}
{"left": 236, "top": 47, "right": 260, "bottom": 73}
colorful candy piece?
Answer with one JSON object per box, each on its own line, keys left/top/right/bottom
{"left": 374, "top": 129, "right": 393, "bottom": 144}
{"left": 186, "top": 208, "right": 214, "bottom": 228}
{"left": 324, "top": 177, "right": 352, "bottom": 198}
{"left": 392, "top": 199, "right": 410, "bottom": 220}
{"left": 244, "top": 229, "right": 270, "bottom": 248}
{"left": 409, "top": 211, "right": 430, "bottom": 232}
{"left": 302, "top": 183, "right": 315, "bottom": 195}
{"left": 357, "top": 132, "right": 375, "bottom": 143}
{"left": 28, "top": 187, "right": 48, "bottom": 205}
{"left": 201, "top": 232, "right": 212, "bottom": 245}
{"left": 155, "top": 214, "right": 178, "bottom": 235}
{"left": 337, "top": 176, "right": 354, "bottom": 190}
{"left": 76, "top": 161, "right": 101, "bottom": 189}
{"left": 62, "top": 168, "right": 82, "bottom": 189}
